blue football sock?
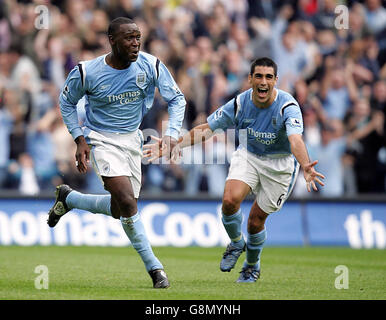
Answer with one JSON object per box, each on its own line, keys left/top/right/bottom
{"left": 66, "top": 191, "right": 111, "bottom": 216}
{"left": 121, "top": 213, "right": 163, "bottom": 272}
{"left": 222, "top": 209, "right": 245, "bottom": 249}
{"left": 244, "top": 228, "right": 267, "bottom": 271}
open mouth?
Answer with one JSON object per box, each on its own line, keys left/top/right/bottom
{"left": 129, "top": 50, "right": 139, "bottom": 60}
{"left": 257, "top": 87, "right": 269, "bottom": 98}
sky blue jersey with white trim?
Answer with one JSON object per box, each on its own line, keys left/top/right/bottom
{"left": 207, "top": 88, "right": 303, "bottom": 156}
{"left": 59, "top": 52, "right": 186, "bottom": 140}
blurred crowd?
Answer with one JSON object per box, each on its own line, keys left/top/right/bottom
{"left": 0, "top": 0, "right": 385, "bottom": 198}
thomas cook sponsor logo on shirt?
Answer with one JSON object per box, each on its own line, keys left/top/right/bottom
{"left": 136, "top": 72, "right": 146, "bottom": 88}
{"left": 247, "top": 127, "right": 277, "bottom": 145}
{"left": 289, "top": 117, "right": 302, "bottom": 127}
{"left": 107, "top": 90, "right": 141, "bottom": 104}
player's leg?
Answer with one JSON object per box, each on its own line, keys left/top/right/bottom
{"left": 237, "top": 200, "right": 267, "bottom": 283}
{"left": 102, "top": 176, "right": 137, "bottom": 217}
{"left": 47, "top": 133, "right": 116, "bottom": 226}
{"left": 246, "top": 200, "right": 268, "bottom": 270}
{"left": 47, "top": 184, "right": 113, "bottom": 227}
{"left": 237, "top": 156, "right": 299, "bottom": 283}
{"left": 60, "top": 140, "right": 136, "bottom": 220}
{"left": 103, "top": 175, "right": 169, "bottom": 288}
{"left": 222, "top": 179, "right": 251, "bottom": 245}
{"left": 65, "top": 187, "right": 112, "bottom": 215}
{"left": 220, "top": 179, "right": 251, "bottom": 272}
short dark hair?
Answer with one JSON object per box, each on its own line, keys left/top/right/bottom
{"left": 250, "top": 57, "right": 277, "bottom": 76}
{"left": 108, "top": 17, "right": 135, "bottom": 37}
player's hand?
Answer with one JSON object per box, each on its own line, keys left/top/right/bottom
{"left": 170, "top": 144, "right": 182, "bottom": 163}
{"left": 162, "top": 135, "right": 178, "bottom": 160}
{"left": 303, "top": 160, "right": 325, "bottom": 192}
{"left": 143, "top": 135, "right": 165, "bottom": 162}
{"left": 74, "top": 136, "right": 90, "bottom": 174}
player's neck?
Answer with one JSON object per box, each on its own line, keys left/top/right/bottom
{"left": 252, "top": 88, "right": 277, "bottom": 109}
{"left": 106, "top": 52, "right": 131, "bottom": 70}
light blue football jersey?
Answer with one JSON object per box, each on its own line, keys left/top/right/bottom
{"left": 207, "top": 88, "right": 303, "bottom": 156}
{"left": 60, "top": 52, "right": 186, "bottom": 140}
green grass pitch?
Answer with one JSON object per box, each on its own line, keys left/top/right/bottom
{"left": 0, "top": 246, "right": 384, "bottom": 300}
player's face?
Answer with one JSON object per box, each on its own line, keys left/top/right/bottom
{"left": 111, "top": 23, "right": 141, "bottom": 63}
{"left": 249, "top": 66, "right": 278, "bottom": 107}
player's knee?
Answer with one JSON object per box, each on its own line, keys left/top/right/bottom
{"left": 222, "top": 196, "right": 241, "bottom": 215}
{"left": 110, "top": 208, "right": 121, "bottom": 219}
{"left": 114, "top": 193, "right": 137, "bottom": 216}
{"left": 247, "top": 215, "right": 266, "bottom": 234}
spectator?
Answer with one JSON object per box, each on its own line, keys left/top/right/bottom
{"left": 347, "top": 38, "right": 379, "bottom": 87}
{"left": 320, "top": 56, "right": 358, "bottom": 120}
{"left": 311, "top": 0, "right": 337, "bottom": 30}
{"left": 308, "top": 120, "right": 347, "bottom": 197}
{"left": 371, "top": 80, "right": 386, "bottom": 135}
{"left": 35, "top": 33, "right": 67, "bottom": 91}
{"left": 26, "top": 108, "right": 59, "bottom": 190}
{"left": 176, "top": 45, "right": 207, "bottom": 127}
{"left": 346, "top": 3, "right": 371, "bottom": 43}
{"left": 363, "top": 0, "right": 386, "bottom": 36}
{"left": 270, "top": 5, "right": 308, "bottom": 91}
{"left": 299, "top": 21, "right": 322, "bottom": 80}
{"left": 345, "top": 98, "right": 384, "bottom": 193}
{"left": 2, "top": 88, "right": 28, "bottom": 162}
{"left": 204, "top": 1, "right": 230, "bottom": 49}
{"left": 7, "top": 43, "right": 42, "bottom": 104}
{"left": 371, "top": 80, "right": 386, "bottom": 192}
{"left": 295, "top": 79, "right": 327, "bottom": 148}
{"left": 15, "top": 152, "right": 40, "bottom": 195}
{"left": 223, "top": 49, "right": 248, "bottom": 98}
{"left": 247, "top": 0, "right": 281, "bottom": 21}
{"left": 247, "top": 17, "right": 272, "bottom": 59}
{"left": 0, "top": 99, "right": 13, "bottom": 187}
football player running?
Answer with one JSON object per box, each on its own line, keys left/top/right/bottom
{"left": 144, "top": 57, "right": 324, "bottom": 283}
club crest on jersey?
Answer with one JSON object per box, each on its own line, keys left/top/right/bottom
{"left": 136, "top": 72, "right": 146, "bottom": 88}
{"left": 272, "top": 117, "right": 277, "bottom": 126}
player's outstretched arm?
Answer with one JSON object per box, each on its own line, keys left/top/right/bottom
{"left": 288, "top": 134, "right": 325, "bottom": 192}
{"left": 143, "top": 123, "right": 213, "bottom": 163}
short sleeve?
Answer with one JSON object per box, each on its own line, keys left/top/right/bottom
{"left": 283, "top": 103, "right": 304, "bottom": 136}
{"left": 207, "top": 98, "right": 236, "bottom": 131}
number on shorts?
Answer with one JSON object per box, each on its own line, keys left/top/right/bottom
{"left": 277, "top": 193, "right": 285, "bottom": 206}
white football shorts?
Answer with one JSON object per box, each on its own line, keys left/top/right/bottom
{"left": 226, "top": 147, "right": 299, "bottom": 214}
{"left": 85, "top": 128, "right": 144, "bottom": 198}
